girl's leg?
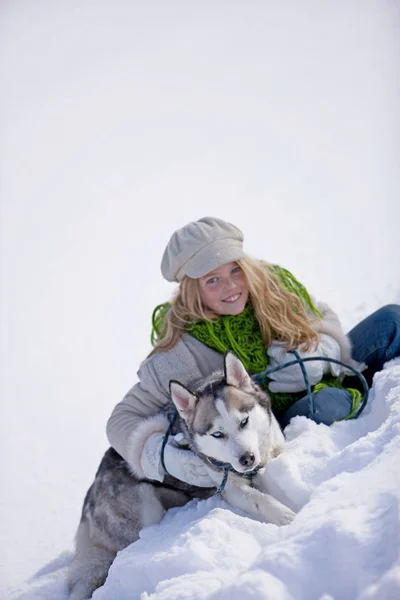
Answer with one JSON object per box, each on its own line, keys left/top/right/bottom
{"left": 278, "top": 387, "right": 352, "bottom": 429}
{"left": 348, "top": 304, "right": 400, "bottom": 385}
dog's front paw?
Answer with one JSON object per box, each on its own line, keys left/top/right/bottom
{"left": 270, "top": 444, "right": 284, "bottom": 459}
{"left": 269, "top": 504, "right": 295, "bottom": 526}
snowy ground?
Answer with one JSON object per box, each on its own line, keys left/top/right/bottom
{"left": 10, "top": 358, "right": 400, "bottom": 600}
{"left": 1, "top": 1, "right": 399, "bottom": 599}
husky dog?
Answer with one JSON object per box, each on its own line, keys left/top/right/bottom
{"left": 67, "top": 352, "right": 295, "bottom": 600}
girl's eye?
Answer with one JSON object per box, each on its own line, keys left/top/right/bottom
{"left": 232, "top": 266, "right": 241, "bottom": 274}
{"left": 240, "top": 416, "right": 249, "bottom": 428}
{"left": 206, "top": 277, "right": 218, "bottom": 285}
{"left": 211, "top": 431, "right": 224, "bottom": 439}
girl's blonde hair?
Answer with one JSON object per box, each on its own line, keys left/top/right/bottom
{"left": 150, "top": 256, "right": 319, "bottom": 355}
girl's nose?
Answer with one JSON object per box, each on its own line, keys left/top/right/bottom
{"left": 222, "top": 277, "right": 234, "bottom": 291}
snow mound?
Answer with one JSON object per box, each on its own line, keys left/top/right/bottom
{"left": 11, "top": 359, "right": 400, "bottom": 600}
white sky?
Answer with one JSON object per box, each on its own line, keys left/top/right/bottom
{"left": 1, "top": 0, "right": 399, "bottom": 594}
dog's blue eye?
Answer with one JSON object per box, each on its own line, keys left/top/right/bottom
{"left": 240, "top": 417, "right": 249, "bottom": 428}
{"left": 211, "top": 431, "right": 224, "bottom": 438}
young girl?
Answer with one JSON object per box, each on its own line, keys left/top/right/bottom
{"left": 107, "top": 217, "right": 400, "bottom": 488}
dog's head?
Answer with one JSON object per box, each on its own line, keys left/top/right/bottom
{"left": 169, "top": 352, "right": 275, "bottom": 473}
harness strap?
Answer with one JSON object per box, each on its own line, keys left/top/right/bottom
{"left": 160, "top": 410, "right": 177, "bottom": 474}
{"left": 216, "top": 469, "right": 229, "bottom": 496}
{"left": 252, "top": 354, "right": 369, "bottom": 420}
{"left": 202, "top": 455, "right": 260, "bottom": 495}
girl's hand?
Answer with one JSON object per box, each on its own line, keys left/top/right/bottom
{"left": 267, "top": 334, "right": 342, "bottom": 393}
{"left": 140, "top": 433, "right": 216, "bottom": 487}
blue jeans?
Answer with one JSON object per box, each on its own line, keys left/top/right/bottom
{"left": 279, "top": 304, "right": 400, "bottom": 428}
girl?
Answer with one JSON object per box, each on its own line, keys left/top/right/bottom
{"left": 107, "top": 217, "right": 400, "bottom": 488}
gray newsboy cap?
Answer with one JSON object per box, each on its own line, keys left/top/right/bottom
{"left": 161, "top": 216, "right": 245, "bottom": 282}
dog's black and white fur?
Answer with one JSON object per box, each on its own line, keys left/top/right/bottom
{"left": 67, "top": 352, "right": 294, "bottom": 599}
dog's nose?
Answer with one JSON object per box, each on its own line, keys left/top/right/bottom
{"left": 239, "top": 452, "right": 255, "bottom": 467}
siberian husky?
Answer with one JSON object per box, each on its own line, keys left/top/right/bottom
{"left": 67, "top": 352, "right": 295, "bottom": 600}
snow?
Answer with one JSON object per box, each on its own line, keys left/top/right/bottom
{"left": 9, "top": 359, "right": 400, "bottom": 600}
{"left": 1, "top": 1, "right": 399, "bottom": 599}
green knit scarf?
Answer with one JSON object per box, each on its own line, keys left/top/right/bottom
{"left": 183, "top": 303, "right": 301, "bottom": 414}
{"left": 186, "top": 304, "right": 267, "bottom": 375}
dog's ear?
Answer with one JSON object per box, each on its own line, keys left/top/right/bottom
{"left": 224, "top": 351, "right": 251, "bottom": 388}
{"left": 169, "top": 380, "right": 197, "bottom": 418}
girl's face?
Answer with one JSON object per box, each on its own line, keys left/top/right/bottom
{"left": 198, "top": 262, "right": 249, "bottom": 316}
